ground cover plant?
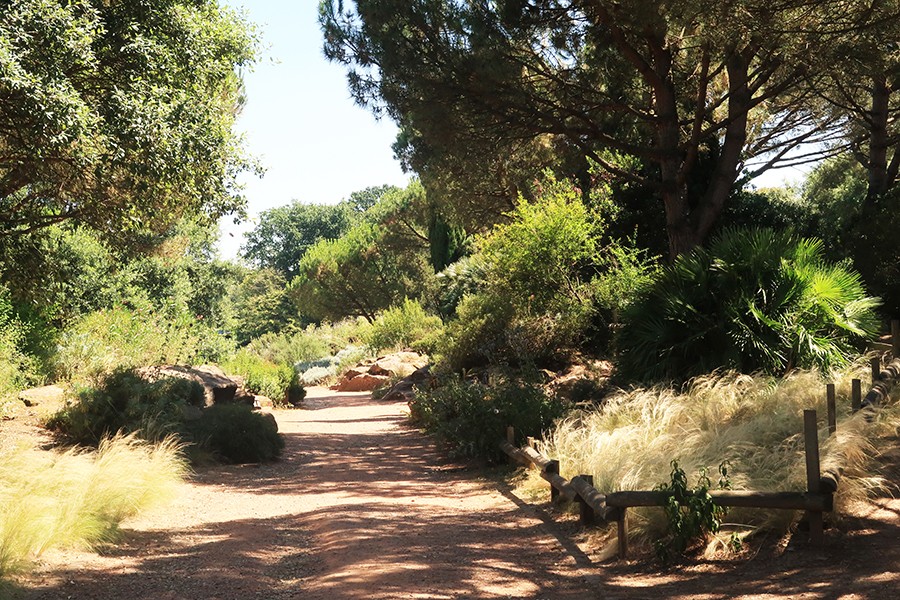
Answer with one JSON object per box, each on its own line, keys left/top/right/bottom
{"left": 523, "top": 366, "right": 900, "bottom": 554}
{"left": 617, "top": 227, "right": 880, "bottom": 382}
{"left": 0, "top": 434, "right": 187, "bottom": 576}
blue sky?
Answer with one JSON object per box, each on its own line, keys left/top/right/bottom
{"left": 218, "top": 1, "right": 409, "bottom": 259}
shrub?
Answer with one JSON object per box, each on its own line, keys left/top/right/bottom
{"left": 1, "top": 287, "right": 39, "bottom": 415}
{"left": 187, "top": 403, "right": 284, "bottom": 463}
{"left": 409, "top": 372, "right": 569, "bottom": 461}
{"left": 53, "top": 305, "right": 234, "bottom": 383}
{"left": 48, "top": 370, "right": 204, "bottom": 445}
{"left": 244, "top": 329, "right": 331, "bottom": 366}
{"left": 366, "top": 299, "right": 444, "bottom": 354}
{"left": 222, "top": 350, "right": 304, "bottom": 407}
{"left": 0, "top": 434, "right": 186, "bottom": 575}
{"left": 618, "top": 227, "right": 880, "bottom": 382}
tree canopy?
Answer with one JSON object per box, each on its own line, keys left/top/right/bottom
{"left": 321, "top": 0, "right": 898, "bottom": 257}
{"left": 0, "top": 0, "right": 258, "bottom": 245}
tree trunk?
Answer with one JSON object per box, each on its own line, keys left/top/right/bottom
{"left": 866, "top": 74, "right": 891, "bottom": 203}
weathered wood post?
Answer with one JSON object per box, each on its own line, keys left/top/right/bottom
{"left": 892, "top": 319, "right": 900, "bottom": 357}
{"left": 506, "top": 426, "right": 516, "bottom": 465}
{"left": 546, "top": 459, "right": 561, "bottom": 503}
{"left": 871, "top": 357, "right": 881, "bottom": 382}
{"left": 803, "top": 409, "right": 824, "bottom": 547}
{"left": 826, "top": 384, "right": 836, "bottom": 436}
{"left": 616, "top": 508, "right": 628, "bottom": 559}
{"left": 526, "top": 436, "right": 536, "bottom": 449}
{"left": 851, "top": 378, "right": 862, "bottom": 413}
{"left": 576, "top": 475, "right": 596, "bottom": 525}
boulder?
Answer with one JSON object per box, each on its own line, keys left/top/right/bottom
{"left": 253, "top": 395, "right": 274, "bottom": 409}
{"left": 368, "top": 352, "right": 428, "bottom": 378}
{"left": 377, "top": 365, "right": 433, "bottom": 403}
{"left": 138, "top": 365, "right": 238, "bottom": 407}
{"left": 336, "top": 373, "right": 391, "bottom": 392}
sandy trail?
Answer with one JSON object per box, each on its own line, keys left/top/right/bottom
{"left": 15, "top": 387, "right": 599, "bottom": 599}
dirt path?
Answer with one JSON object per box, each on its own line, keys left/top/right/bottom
{"left": 13, "top": 388, "right": 600, "bottom": 599}
{"left": 11, "top": 387, "right": 900, "bottom": 599}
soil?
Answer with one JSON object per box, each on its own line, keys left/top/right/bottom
{"left": 5, "top": 387, "right": 899, "bottom": 599}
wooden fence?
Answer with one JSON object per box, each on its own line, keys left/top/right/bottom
{"left": 501, "top": 324, "right": 900, "bottom": 559}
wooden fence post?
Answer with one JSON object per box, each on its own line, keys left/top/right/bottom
{"left": 546, "top": 460, "right": 561, "bottom": 503}
{"left": 826, "top": 384, "right": 836, "bottom": 436}
{"left": 576, "top": 475, "right": 596, "bottom": 526}
{"left": 871, "top": 357, "right": 881, "bottom": 382}
{"left": 803, "top": 409, "right": 824, "bottom": 547}
{"left": 616, "top": 508, "right": 629, "bottom": 559}
{"left": 852, "top": 378, "right": 862, "bottom": 413}
{"left": 506, "top": 426, "right": 516, "bottom": 466}
{"left": 892, "top": 319, "right": 900, "bottom": 357}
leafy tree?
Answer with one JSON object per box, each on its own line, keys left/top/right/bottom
{"left": 321, "top": 1, "right": 890, "bottom": 257}
{"left": 241, "top": 202, "right": 355, "bottom": 279}
{"left": 290, "top": 220, "right": 432, "bottom": 323}
{"left": 347, "top": 184, "right": 400, "bottom": 213}
{"left": 0, "top": 0, "right": 258, "bottom": 245}
{"left": 229, "top": 268, "right": 299, "bottom": 344}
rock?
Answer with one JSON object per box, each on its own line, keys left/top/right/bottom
{"left": 253, "top": 395, "right": 274, "bottom": 409}
{"left": 258, "top": 410, "right": 278, "bottom": 433}
{"left": 377, "top": 365, "right": 433, "bottom": 403}
{"left": 336, "top": 373, "right": 391, "bottom": 392}
{"left": 138, "top": 365, "right": 238, "bottom": 407}
{"left": 368, "top": 352, "right": 428, "bottom": 378}
{"left": 343, "top": 366, "right": 372, "bottom": 379}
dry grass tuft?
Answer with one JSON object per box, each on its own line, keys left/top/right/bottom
{"left": 0, "top": 434, "right": 187, "bottom": 576}
{"left": 521, "top": 362, "right": 900, "bottom": 549}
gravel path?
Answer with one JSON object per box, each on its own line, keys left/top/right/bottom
{"left": 14, "top": 387, "right": 600, "bottom": 599}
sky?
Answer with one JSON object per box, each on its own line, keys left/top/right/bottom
{"left": 218, "top": 1, "right": 409, "bottom": 259}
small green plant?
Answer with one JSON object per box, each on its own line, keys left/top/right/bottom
{"left": 188, "top": 403, "right": 284, "bottom": 463}
{"left": 653, "top": 460, "right": 733, "bottom": 563}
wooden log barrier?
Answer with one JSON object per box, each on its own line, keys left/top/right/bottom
{"left": 604, "top": 490, "right": 831, "bottom": 512}
{"left": 862, "top": 357, "right": 900, "bottom": 409}
{"left": 570, "top": 475, "right": 609, "bottom": 522}
{"left": 852, "top": 378, "right": 862, "bottom": 413}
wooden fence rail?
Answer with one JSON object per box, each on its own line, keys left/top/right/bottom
{"left": 500, "top": 323, "right": 900, "bottom": 559}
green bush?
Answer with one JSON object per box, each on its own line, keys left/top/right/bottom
{"left": 187, "top": 403, "right": 284, "bottom": 463}
{"left": 53, "top": 305, "right": 235, "bottom": 383}
{"left": 366, "top": 299, "right": 444, "bottom": 354}
{"left": 0, "top": 287, "right": 39, "bottom": 414}
{"left": 409, "top": 372, "right": 569, "bottom": 461}
{"left": 244, "top": 329, "right": 331, "bottom": 366}
{"left": 618, "top": 227, "right": 880, "bottom": 382}
{"left": 222, "top": 350, "right": 304, "bottom": 407}
{"left": 48, "top": 370, "right": 204, "bottom": 445}
{"left": 48, "top": 370, "right": 286, "bottom": 464}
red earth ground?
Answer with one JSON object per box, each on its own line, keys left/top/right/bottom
{"left": 6, "top": 386, "right": 899, "bottom": 599}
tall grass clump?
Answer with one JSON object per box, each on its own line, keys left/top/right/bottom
{"left": 0, "top": 434, "right": 186, "bottom": 576}
{"left": 618, "top": 227, "right": 880, "bottom": 382}
{"left": 527, "top": 366, "right": 900, "bottom": 548}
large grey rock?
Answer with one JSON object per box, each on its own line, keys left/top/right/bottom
{"left": 336, "top": 373, "right": 391, "bottom": 392}
{"left": 138, "top": 365, "right": 238, "bottom": 407}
